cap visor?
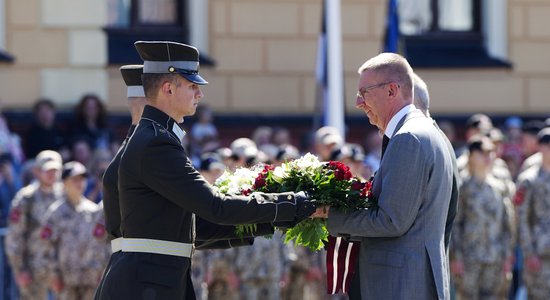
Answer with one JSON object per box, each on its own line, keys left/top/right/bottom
{"left": 178, "top": 72, "right": 208, "bottom": 85}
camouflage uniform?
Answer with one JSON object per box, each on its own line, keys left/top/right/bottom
{"left": 515, "top": 166, "right": 550, "bottom": 300}
{"left": 5, "top": 182, "right": 63, "bottom": 299}
{"left": 518, "top": 152, "right": 542, "bottom": 174}
{"left": 235, "top": 232, "right": 285, "bottom": 300}
{"left": 40, "top": 197, "right": 103, "bottom": 300}
{"left": 206, "top": 248, "right": 239, "bottom": 300}
{"left": 283, "top": 244, "right": 330, "bottom": 300}
{"left": 452, "top": 175, "right": 516, "bottom": 300}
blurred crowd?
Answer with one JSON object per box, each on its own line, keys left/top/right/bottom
{"left": 0, "top": 92, "right": 548, "bottom": 299}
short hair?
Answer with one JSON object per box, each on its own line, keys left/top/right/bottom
{"left": 33, "top": 98, "right": 56, "bottom": 114}
{"left": 357, "top": 53, "right": 414, "bottom": 101}
{"left": 142, "top": 73, "right": 179, "bottom": 99}
{"left": 412, "top": 73, "right": 430, "bottom": 116}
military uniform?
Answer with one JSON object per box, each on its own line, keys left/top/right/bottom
{"left": 99, "top": 41, "right": 314, "bottom": 300}
{"left": 93, "top": 124, "right": 136, "bottom": 300}
{"left": 452, "top": 174, "right": 516, "bottom": 300}
{"left": 40, "top": 195, "right": 103, "bottom": 300}
{"left": 235, "top": 232, "right": 285, "bottom": 300}
{"left": 515, "top": 163, "right": 550, "bottom": 299}
{"left": 5, "top": 181, "right": 63, "bottom": 299}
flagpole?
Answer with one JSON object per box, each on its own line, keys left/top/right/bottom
{"left": 325, "top": 0, "right": 345, "bottom": 139}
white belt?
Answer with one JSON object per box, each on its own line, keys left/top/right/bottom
{"left": 111, "top": 237, "right": 123, "bottom": 253}
{"left": 121, "top": 238, "right": 194, "bottom": 258}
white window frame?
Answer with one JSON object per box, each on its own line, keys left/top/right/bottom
{"left": 188, "top": 0, "right": 209, "bottom": 54}
{"left": 483, "top": 0, "right": 508, "bottom": 60}
{"left": 0, "top": 0, "right": 5, "bottom": 49}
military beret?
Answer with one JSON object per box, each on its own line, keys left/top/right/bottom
{"left": 538, "top": 128, "right": 550, "bottom": 145}
{"left": 120, "top": 65, "right": 145, "bottom": 98}
{"left": 134, "top": 41, "right": 208, "bottom": 85}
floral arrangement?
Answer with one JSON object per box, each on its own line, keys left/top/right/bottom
{"left": 214, "top": 153, "right": 376, "bottom": 251}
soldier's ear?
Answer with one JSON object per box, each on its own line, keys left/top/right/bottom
{"left": 161, "top": 81, "right": 172, "bottom": 96}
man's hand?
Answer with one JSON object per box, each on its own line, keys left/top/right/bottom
{"left": 526, "top": 255, "right": 542, "bottom": 273}
{"left": 16, "top": 271, "right": 32, "bottom": 288}
{"left": 311, "top": 206, "right": 330, "bottom": 219}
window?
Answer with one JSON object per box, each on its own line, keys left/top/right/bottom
{"left": 0, "top": 0, "right": 13, "bottom": 63}
{"left": 105, "top": 0, "right": 189, "bottom": 64}
{"left": 398, "top": 0, "right": 510, "bottom": 68}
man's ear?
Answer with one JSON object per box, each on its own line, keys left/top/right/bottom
{"left": 388, "top": 82, "right": 398, "bottom": 97}
{"left": 160, "top": 81, "right": 172, "bottom": 96}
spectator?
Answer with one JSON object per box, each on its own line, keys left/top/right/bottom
{"left": 71, "top": 94, "right": 115, "bottom": 151}
{"left": 24, "top": 98, "right": 67, "bottom": 159}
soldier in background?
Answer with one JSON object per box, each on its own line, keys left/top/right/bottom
{"left": 451, "top": 136, "right": 516, "bottom": 300}
{"left": 235, "top": 232, "right": 286, "bottom": 300}
{"left": 5, "top": 150, "right": 63, "bottom": 300}
{"left": 40, "top": 161, "right": 101, "bottom": 300}
{"left": 518, "top": 120, "right": 546, "bottom": 174}
{"left": 515, "top": 128, "right": 550, "bottom": 299}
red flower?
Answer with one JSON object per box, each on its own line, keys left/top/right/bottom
{"left": 9, "top": 208, "right": 21, "bottom": 224}
{"left": 241, "top": 189, "right": 252, "bottom": 196}
{"left": 351, "top": 180, "right": 364, "bottom": 191}
{"left": 93, "top": 223, "right": 106, "bottom": 238}
{"left": 328, "top": 161, "right": 352, "bottom": 181}
{"left": 40, "top": 226, "right": 52, "bottom": 240}
{"left": 360, "top": 180, "right": 373, "bottom": 199}
{"left": 253, "top": 175, "right": 266, "bottom": 189}
{"left": 252, "top": 165, "right": 274, "bottom": 190}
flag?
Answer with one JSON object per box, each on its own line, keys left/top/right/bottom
{"left": 316, "top": 5, "right": 358, "bottom": 294}
{"left": 314, "top": 0, "right": 345, "bottom": 138}
{"left": 326, "top": 236, "right": 360, "bottom": 294}
{"left": 383, "top": 0, "right": 400, "bottom": 53}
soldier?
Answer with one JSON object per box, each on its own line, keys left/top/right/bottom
{"left": 235, "top": 232, "right": 286, "bottom": 300}
{"left": 40, "top": 161, "right": 102, "bottom": 300}
{"left": 451, "top": 136, "right": 516, "bottom": 300}
{"left": 98, "top": 41, "right": 315, "bottom": 299}
{"left": 515, "top": 128, "right": 550, "bottom": 299}
{"left": 518, "top": 120, "right": 546, "bottom": 174}
{"left": 5, "top": 150, "right": 63, "bottom": 300}
{"left": 94, "top": 65, "right": 147, "bottom": 299}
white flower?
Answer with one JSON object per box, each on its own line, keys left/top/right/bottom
{"left": 214, "top": 167, "right": 257, "bottom": 194}
{"left": 272, "top": 164, "right": 290, "bottom": 183}
{"left": 290, "top": 152, "right": 323, "bottom": 172}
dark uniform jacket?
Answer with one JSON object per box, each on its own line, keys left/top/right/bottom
{"left": 100, "top": 105, "right": 310, "bottom": 300}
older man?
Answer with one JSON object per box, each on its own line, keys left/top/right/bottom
{"left": 314, "top": 53, "right": 453, "bottom": 299}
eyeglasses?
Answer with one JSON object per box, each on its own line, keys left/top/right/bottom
{"left": 356, "top": 81, "right": 394, "bottom": 100}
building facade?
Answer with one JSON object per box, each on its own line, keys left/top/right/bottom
{"left": 0, "top": 0, "right": 548, "bottom": 116}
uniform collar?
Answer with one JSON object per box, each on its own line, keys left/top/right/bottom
{"left": 141, "top": 105, "right": 186, "bottom": 142}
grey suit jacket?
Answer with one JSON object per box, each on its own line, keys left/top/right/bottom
{"left": 328, "top": 110, "right": 453, "bottom": 300}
